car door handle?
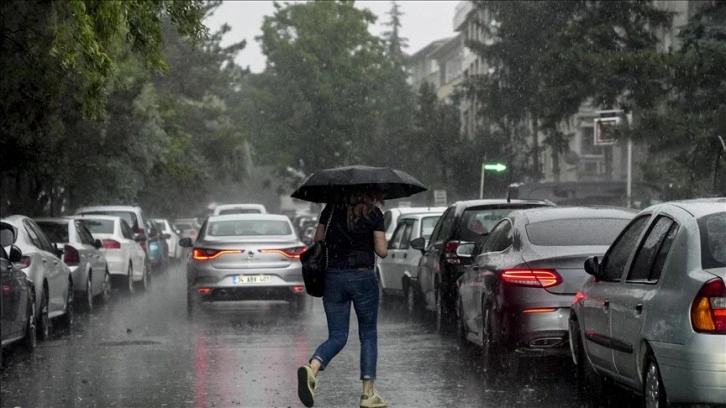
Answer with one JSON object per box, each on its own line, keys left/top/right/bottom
{"left": 634, "top": 303, "right": 643, "bottom": 314}
{"left": 42, "top": 259, "right": 47, "bottom": 264}
{"left": 603, "top": 300, "right": 610, "bottom": 310}
{"left": 403, "top": 253, "right": 407, "bottom": 259}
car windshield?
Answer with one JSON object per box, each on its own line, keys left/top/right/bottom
{"left": 457, "top": 207, "right": 536, "bottom": 242}
{"left": 174, "top": 223, "right": 194, "bottom": 231}
{"left": 421, "top": 216, "right": 440, "bottom": 240}
{"left": 206, "top": 220, "right": 292, "bottom": 237}
{"left": 526, "top": 218, "right": 631, "bottom": 246}
{"left": 154, "top": 221, "right": 167, "bottom": 232}
{"left": 35, "top": 222, "right": 69, "bottom": 243}
{"left": 77, "top": 219, "right": 114, "bottom": 235}
{"left": 698, "top": 212, "right": 726, "bottom": 269}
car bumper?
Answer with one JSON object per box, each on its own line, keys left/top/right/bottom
{"left": 651, "top": 336, "right": 726, "bottom": 405}
{"left": 188, "top": 265, "right": 305, "bottom": 302}
{"left": 505, "top": 307, "right": 571, "bottom": 356}
{"left": 103, "top": 251, "right": 126, "bottom": 276}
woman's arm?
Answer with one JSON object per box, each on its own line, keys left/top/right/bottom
{"left": 373, "top": 231, "right": 388, "bottom": 258}
{"left": 314, "top": 224, "right": 326, "bottom": 242}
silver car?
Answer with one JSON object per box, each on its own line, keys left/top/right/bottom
{"left": 180, "top": 214, "right": 307, "bottom": 315}
{"left": 570, "top": 198, "right": 726, "bottom": 406}
{"left": 35, "top": 218, "right": 112, "bottom": 312}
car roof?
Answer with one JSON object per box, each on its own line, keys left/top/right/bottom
{"left": 76, "top": 205, "right": 142, "bottom": 212}
{"left": 207, "top": 214, "right": 291, "bottom": 222}
{"left": 385, "top": 207, "right": 447, "bottom": 214}
{"left": 455, "top": 199, "right": 552, "bottom": 208}
{"left": 510, "top": 206, "right": 637, "bottom": 224}
{"left": 398, "top": 212, "right": 444, "bottom": 220}
{"left": 215, "top": 204, "right": 266, "bottom": 210}
{"left": 70, "top": 214, "right": 121, "bottom": 222}
{"left": 657, "top": 197, "right": 726, "bottom": 218}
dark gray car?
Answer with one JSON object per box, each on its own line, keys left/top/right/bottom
{"left": 456, "top": 206, "right": 635, "bottom": 373}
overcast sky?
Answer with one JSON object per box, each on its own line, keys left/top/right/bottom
{"left": 204, "top": 1, "right": 458, "bottom": 73}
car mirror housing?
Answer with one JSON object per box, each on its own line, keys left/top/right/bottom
{"left": 134, "top": 234, "right": 147, "bottom": 243}
{"left": 54, "top": 243, "right": 64, "bottom": 258}
{"left": 8, "top": 245, "right": 23, "bottom": 263}
{"left": 94, "top": 239, "right": 103, "bottom": 249}
{"left": 162, "top": 233, "right": 171, "bottom": 240}
{"left": 456, "top": 243, "right": 475, "bottom": 258}
{"left": 410, "top": 237, "right": 426, "bottom": 251}
{"left": 179, "top": 237, "right": 193, "bottom": 248}
{"left": 584, "top": 256, "right": 601, "bottom": 279}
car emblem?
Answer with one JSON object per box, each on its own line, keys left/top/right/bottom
{"left": 247, "top": 250, "right": 255, "bottom": 258}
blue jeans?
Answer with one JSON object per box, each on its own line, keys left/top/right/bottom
{"left": 311, "top": 267, "right": 379, "bottom": 380}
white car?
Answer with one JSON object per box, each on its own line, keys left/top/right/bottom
{"left": 35, "top": 218, "right": 111, "bottom": 312}
{"left": 153, "top": 218, "right": 182, "bottom": 260}
{"left": 73, "top": 215, "right": 149, "bottom": 293}
{"left": 377, "top": 210, "right": 444, "bottom": 310}
{"left": 382, "top": 207, "right": 447, "bottom": 241}
{"left": 1, "top": 216, "right": 74, "bottom": 340}
{"left": 212, "top": 204, "right": 268, "bottom": 215}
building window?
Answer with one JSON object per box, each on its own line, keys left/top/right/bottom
{"left": 580, "top": 126, "right": 603, "bottom": 156}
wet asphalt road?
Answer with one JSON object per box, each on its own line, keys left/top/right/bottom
{"left": 0, "top": 264, "right": 639, "bottom": 408}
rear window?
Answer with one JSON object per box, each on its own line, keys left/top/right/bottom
{"left": 82, "top": 211, "right": 138, "bottom": 230}
{"left": 206, "top": 220, "right": 292, "bottom": 237}
{"left": 421, "top": 216, "right": 440, "bottom": 240}
{"left": 218, "top": 209, "right": 262, "bottom": 215}
{"left": 456, "top": 207, "right": 534, "bottom": 242}
{"left": 36, "top": 222, "right": 69, "bottom": 243}
{"left": 174, "top": 223, "right": 194, "bottom": 231}
{"left": 77, "top": 219, "right": 115, "bottom": 235}
{"left": 154, "top": 221, "right": 167, "bottom": 232}
{"left": 526, "top": 218, "right": 630, "bottom": 246}
{"left": 698, "top": 212, "right": 726, "bottom": 269}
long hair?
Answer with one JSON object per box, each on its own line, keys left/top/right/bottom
{"left": 344, "top": 188, "right": 383, "bottom": 229}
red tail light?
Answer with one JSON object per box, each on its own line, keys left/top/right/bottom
{"left": 63, "top": 245, "right": 80, "bottom": 266}
{"left": 102, "top": 239, "right": 121, "bottom": 249}
{"left": 197, "top": 287, "right": 211, "bottom": 295}
{"left": 292, "top": 286, "right": 305, "bottom": 293}
{"left": 445, "top": 240, "right": 461, "bottom": 264}
{"left": 192, "top": 248, "right": 240, "bottom": 261}
{"left": 16, "top": 256, "right": 31, "bottom": 269}
{"left": 501, "top": 269, "right": 562, "bottom": 288}
{"left": 691, "top": 278, "right": 726, "bottom": 334}
{"left": 260, "top": 246, "right": 307, "bottom": 259}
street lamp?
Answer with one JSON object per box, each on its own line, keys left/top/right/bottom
{"left": 479, "top": 162, "right": 507, "bottom": 199}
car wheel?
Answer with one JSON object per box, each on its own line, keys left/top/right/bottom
{"left": 481, "top": 303, "right": 500, "bottom": 372}
{"left": 644, "top": 355, "right": 667, "bottom": 408}
{"left": 570, "top": 318, "right": 606, "bottom": 397}
{"left": 139, "top": 262, "right": 149, "bottom": 291}
{"left": 37, "top": 285, "right": 51, "bottom": 341}
{"left": 126, "top": 264, "right": 135, "bottom": 294}
{"left": 456, "top": 297, "right": 467, "bottom": 343}
{"left": 82, "top": 275, "right": 93, "bottom": 312}
{"left": 57, "top": 280, "right": 74, "bottom": 331}
{"left": 22, "top": 291, "right": 37, "bottom": 351}
{"left": 405, "top": 284, "right": 418, "bottom": 317}
{"left": 434, "top": 283, "right": 447, "bottom": 333}
{"left": 101, "top": 270, "right": 112, "bottom": 303}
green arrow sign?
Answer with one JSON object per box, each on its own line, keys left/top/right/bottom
{"left": 483, "top": 163, "right": 507, "bottom": 172}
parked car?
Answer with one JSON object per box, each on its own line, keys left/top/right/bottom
{"left": 0, "top": 216, "right": 73, "bottom": 339}
{"left": 153, "top": 218, "right": 182, "bottom": 262}
{"left": 569, "top": 198, "right": 726, "bottom": 406}
{"left": 144, "top": 219, "right": 168, "bottom": 273}
{"left": 414, "top": 200, "right": 553, "bottom": 325}
{"left": 75, "top": 205, "right": 152, "bottom": 264}
{"left": 212, "top": 203, "right": 268, "bottom": 215}
{"left": 1, "top": 236, "right": 36, "bottom": 364}
{"left": 180, "top": 214, "right": 307, "bottom": 316}
{"left": 73, "top": 215, "right": 149, "bottom": 293}
{"left": 35, "top": 218, "right": 111, "bottom": 311}
{"left": 377, "top": 210, "right": 443, "bottom": 310}
{"left": 456, "top": 206, "right": 635, "bottom": 373}
{"left": 382, "top": 207, "right": 447, "bottom": 241}
{"left": 173, "top": 218, "right": 201, "bottom": 259}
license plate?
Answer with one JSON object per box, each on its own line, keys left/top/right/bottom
{"left": 232, "top": 275, "right": 271, "bottom": 284}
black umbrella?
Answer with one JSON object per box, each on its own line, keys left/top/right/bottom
{"left": 291, "top": 165, "right": 427, "bottom": 203}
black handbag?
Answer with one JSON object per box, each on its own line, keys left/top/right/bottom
{"left": 300, "top": 207, "right": 334, "bottom": 297}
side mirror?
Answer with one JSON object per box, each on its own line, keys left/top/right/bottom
{"left": 584, "top": 256, "right": 601, "bottom": 279}
{"left": 179, "top": 237, "right": 193, "bottom": 248}
{"left": 162, "top": 233, "right": 171, "bottom": 240}
{"left": 410, "top": 237, "right": 426, "bottom": 252}
{"left": 94, "top": 239, "right": 103, "bottom": 249}
{"left": 8, "top": 245, "right": 23, "bottom": 263}
{"left": 54, "top": 243, "right": 64, "bottom": 258}
{"left": 134, "top": 234, "right": 147, "bottom": 243}
{"left": 456, "top": 243, "right": 475, "bottom": 258}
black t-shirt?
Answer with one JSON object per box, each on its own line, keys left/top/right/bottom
{"left": 319, "top": 203, "right": 385, "bottom": 269}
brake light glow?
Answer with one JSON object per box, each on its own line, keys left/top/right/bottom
{"left": 445, "top": 241, "right": 461, "bottom": 264}
{"left": 197, "top": 288, "right": 211, "bottom": 295}
{"left": 292, "top": 286, "right": 305, "bottom": 292}
{"left": 260, "top": 246, "right": 307, "bottom": 259}
{"left": 501, "top": 269, "right": 562, "bottom": 288}
{"left": 522, "top": 308, "right": 557, "bottom": 313}
{"left": 691, "top": 278, "right": 726, "bottom": 334}
{"left": 573, "top": 291, "right": 585, "bottom": 304}
{"left": 63, "top": 245, "right": 80, "bottom": 265}
{"left": 102, "top": 239, "right": 121, "bottom": 249}
{"left": 192, "top": 248, "right": 241, "bottom": 261}
{"left": 16, "top": 256, "right": 31, "bottom": 269}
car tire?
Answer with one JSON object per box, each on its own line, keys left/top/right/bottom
{"left": 37, "top": 285, "right": 51, "bottom": 341}
{"left": 126, "top": 264, "right": 135, "bottom": 294}
{"left": 644, "top": 355, "right": 667, "bottom": 408}
{"left": 404, "top": 283, "right": 419, "bottom": 317}
{"left": 570, "top": 318, "right": 607, "bottom": 398}
{"left": 435, "top": 284, "right": 444, "bottom": 333}
{"left": 57, "top": 279, "right": 74, "bottom": 331}
{"left": 456, "top": 297, "right": 468, "bottom": 344}
{"left": 101, "top": 270, "right": 112, "bottom": 303}
{"left": 22, "top": 290, "right": 37, "bottom": 351}
{"left": 481, "top": 302, "right": 518, "bottom": 375}
{"left": 82, "top": 274, "right": 93, "bottom": 312}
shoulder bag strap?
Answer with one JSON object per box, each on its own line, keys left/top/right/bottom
{"left": 323, "top": 205, "right": 335, "bottom": 271}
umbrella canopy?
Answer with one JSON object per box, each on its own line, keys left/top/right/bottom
{"left": 291, "top": 165, "right": 427, "bottom": 203}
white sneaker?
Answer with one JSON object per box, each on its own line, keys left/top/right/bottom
{"left": 360, "top": 391, "right": 387, "bottom": 408}
{"left": 297, "top": 365, "right": 316, "bottom": 407}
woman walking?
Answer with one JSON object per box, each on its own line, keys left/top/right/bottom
{"left": 297, "top": 188, "right": 388, "bottom": 408}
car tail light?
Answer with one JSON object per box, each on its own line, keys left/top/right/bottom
{"left": 15, "top": 256, "right": 31, "bottom": 269}
{"left": 292, "top": 286, "right": 305, "bottom": 293}
{"left": 445, "top": 240, "right": 460, "bottom": 264}
{"left": 63, "top": 245, "right": 80, "bottom": 266}
{"left": 501, "top": 269, "right": 562, "bottom": 288}
{"left": 102, "top": 239, "right": 121, "bottom": 249}
{"left": 691, "top": 278, "right": 726, "bottom": 334}
{"left": 260, "top": 246, "right": 307, "bottom": 259}
{"left": 192, "top": 248, "right": 240, "bottom": 261}
{"left": 197, "top": 287, "right": 211, "bottom": 295}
